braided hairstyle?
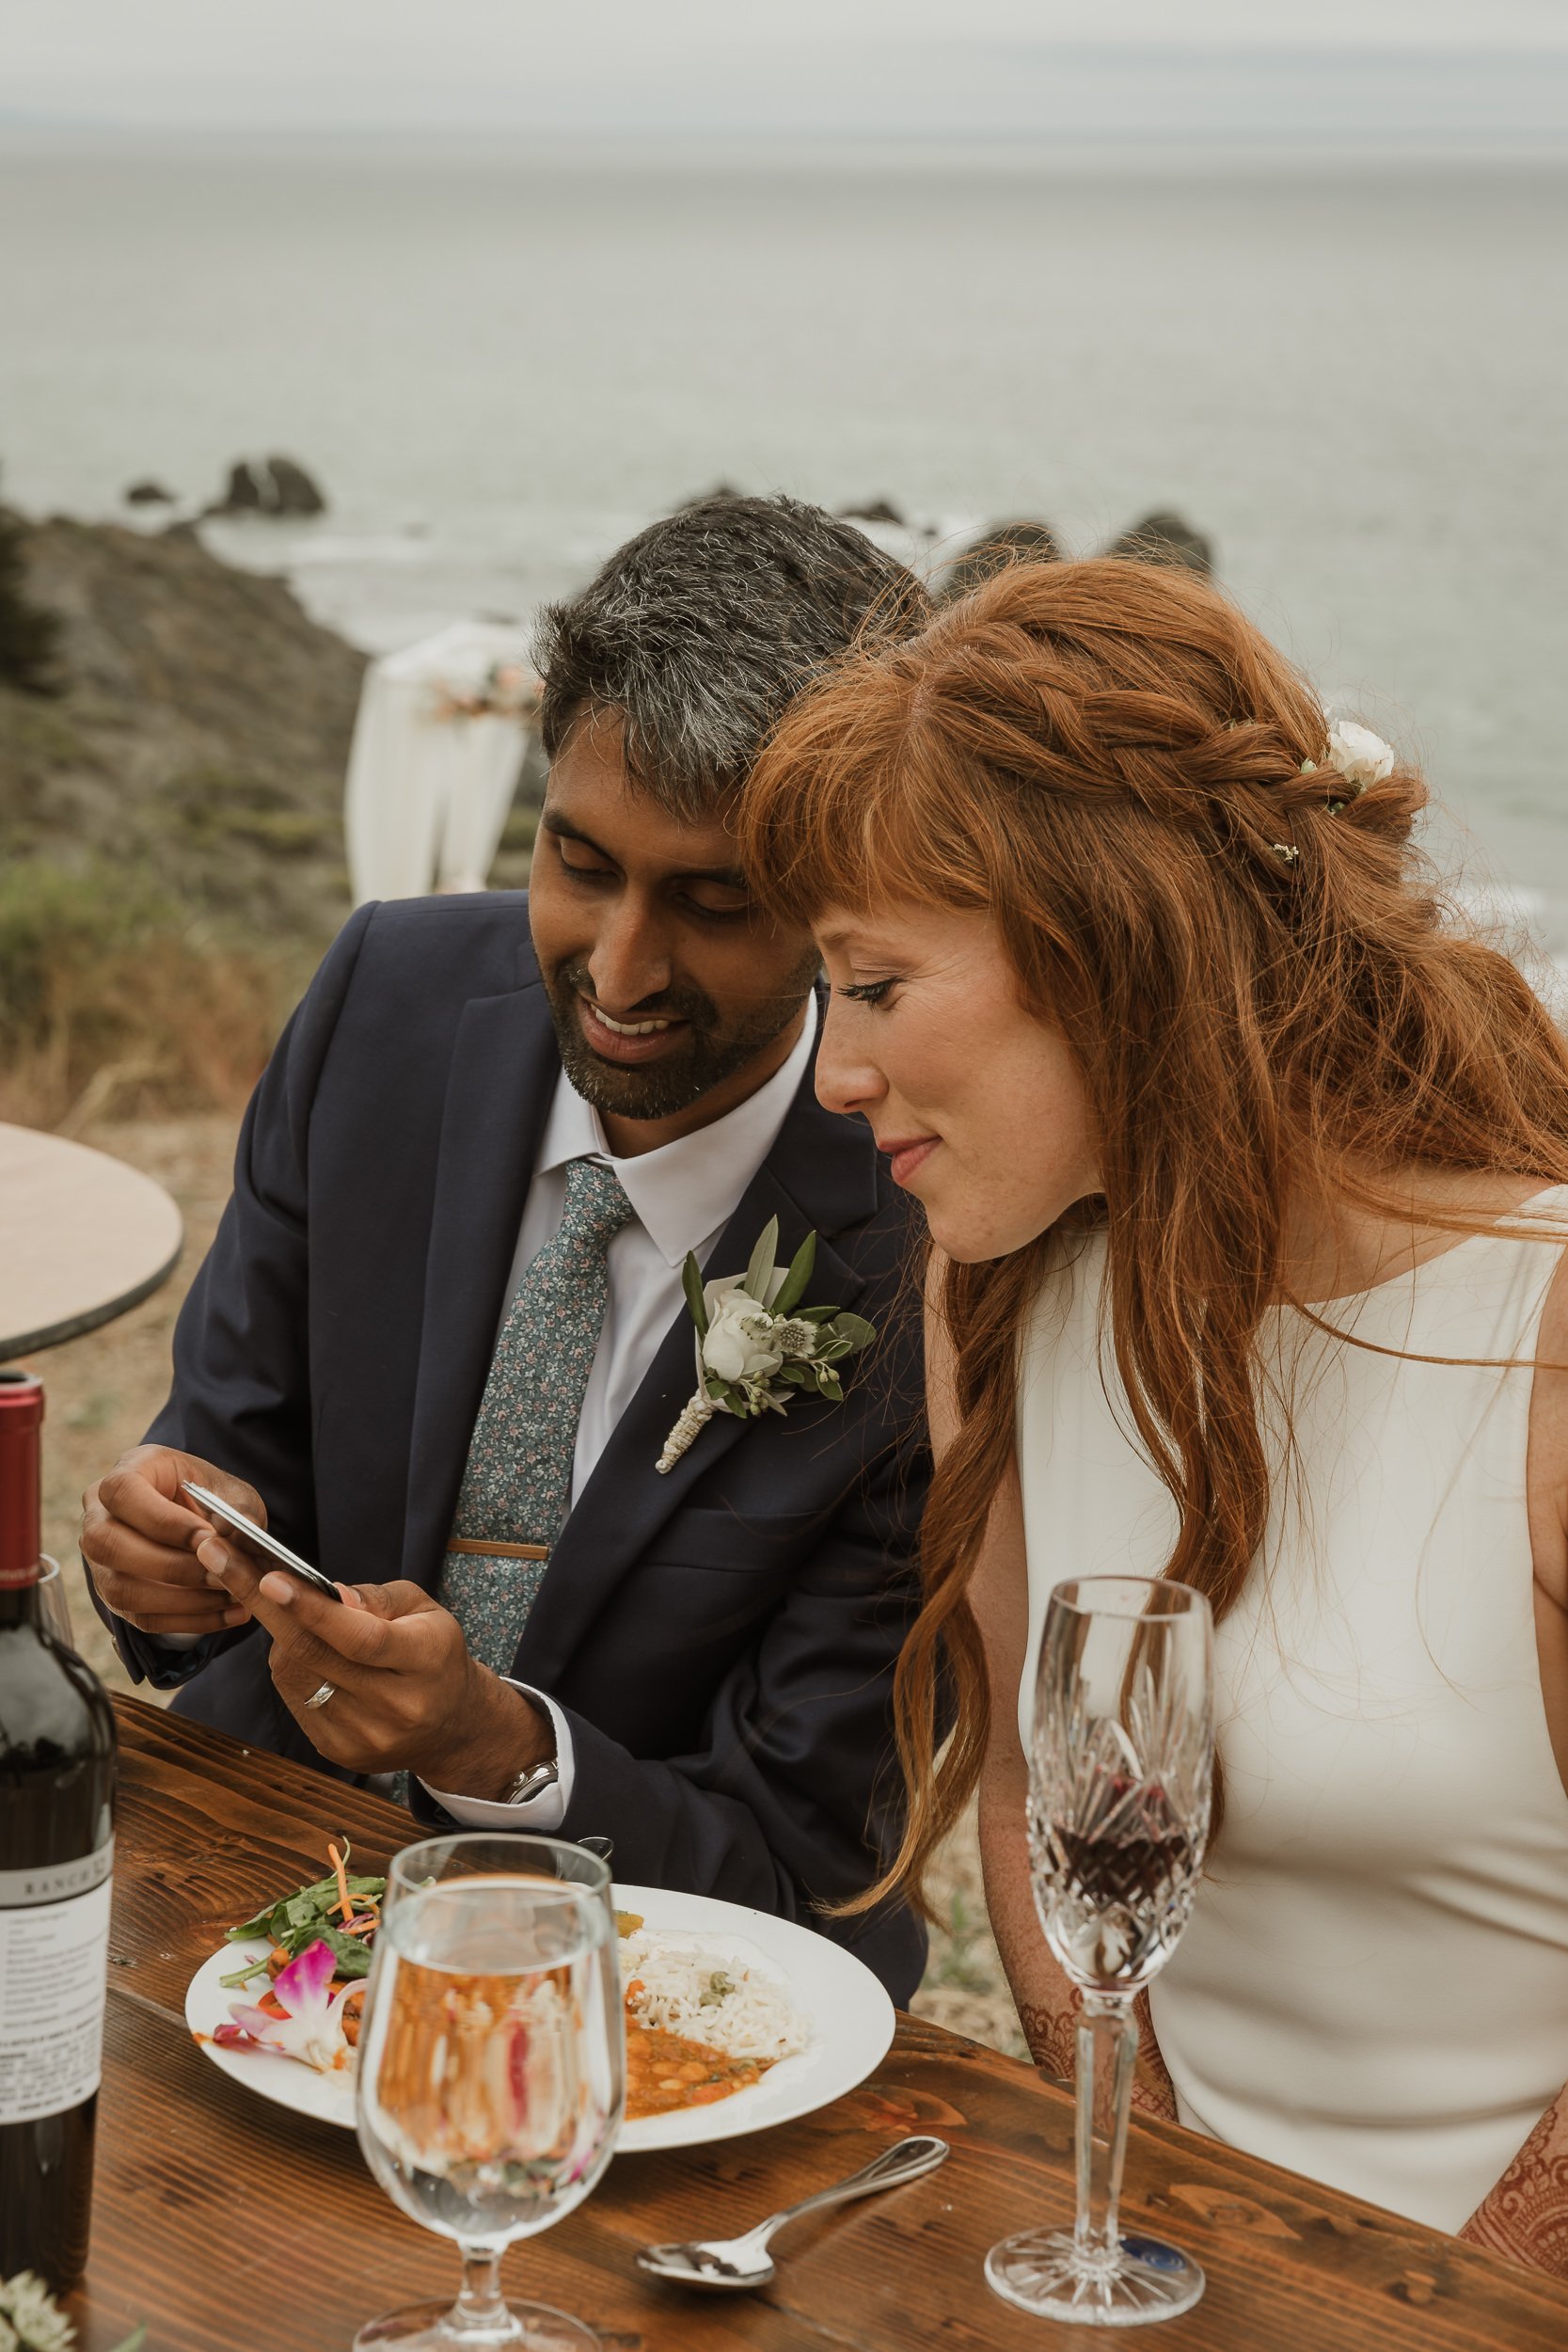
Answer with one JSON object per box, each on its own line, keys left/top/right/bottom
{"left": 738, "top": 556, "right": 1568, "bottom": 1915}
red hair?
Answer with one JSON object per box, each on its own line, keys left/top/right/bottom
{"left": 739, "top": 557, "right": 1568, "bottom": 1913}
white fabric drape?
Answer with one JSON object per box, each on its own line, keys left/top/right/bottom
{"left": 344, "top": 621, "right": 532, "bottom": 905}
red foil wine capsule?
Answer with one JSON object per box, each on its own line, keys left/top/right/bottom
{"left": 0, "top": 1371, "right": 43, "bottom": 1591}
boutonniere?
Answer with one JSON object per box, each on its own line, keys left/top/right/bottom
{"left": 656, "top": 1216, "right": 877, "bottom": 1473}
{"left": 0, "top": 2267, "right": 145, "bottom": 2352}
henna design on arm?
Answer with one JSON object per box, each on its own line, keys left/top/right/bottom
{"left": 1131, "top": 1988, "right": 1180, "bottom": 2123}
{"left": 1017, "top": 1992, "right": 1079, "bottom": 2086}
{"left": 1016, "top": 1986, "right": 1180, "bottom": 2124}
{"left": 1460, "top": 2090, "right": 1568, "bottom": 2277}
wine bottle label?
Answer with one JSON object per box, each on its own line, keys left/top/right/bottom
{"left": 0, "top": 1842, "right": 114, "bottom": 2125}
{"left": 0, "top": 1844, "right": 113, "bottom": 1907}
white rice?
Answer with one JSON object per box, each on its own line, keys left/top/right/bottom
{"left": 621, "top": 1927, "right": 809, "bottom": 2063}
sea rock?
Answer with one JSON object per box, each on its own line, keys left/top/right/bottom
{"left": 1103, "top": 510, "right": 1212, "bottom": 577}
{"left": 208, "top": 461, "right": 265, "bottom": 516}
{"left": 123, "top": 478, "right": 176, "bottom": 506}
{"left": 203, "top": 455, "right": 328, "bottom": 519}
{"left": 265, "top": 455, "right": 327, "bottom": 516}
{"left": 839, "top": 497, "right": 904, "bottom": 526}
{"left": 939, "top": 519, "right": 1062, "bottom": 603}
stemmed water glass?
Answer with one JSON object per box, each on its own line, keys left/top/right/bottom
{"left": 354, "top": 1833, "right": 625, "bottom": 2351}
{"left": 987, "top": 1576, "right": 1214, "bottom": 2328}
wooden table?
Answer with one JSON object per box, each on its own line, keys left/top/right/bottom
{"left": 75, "top": 1698, "right": 1568, "bottom": 2351}
{"left": 0, "top": 1122, "right": 183, "bottom": 1359}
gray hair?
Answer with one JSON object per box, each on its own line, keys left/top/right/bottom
{"left": 532, "top": 493, "right": 930, "bottom": 821}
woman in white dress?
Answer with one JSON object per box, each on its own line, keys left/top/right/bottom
{"left": 739, "top": 556, "right": 1568, "bottom": 2274}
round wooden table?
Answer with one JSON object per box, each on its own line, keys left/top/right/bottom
{"left": 0, "top": 1120, "right": 184, "bottom": 1359}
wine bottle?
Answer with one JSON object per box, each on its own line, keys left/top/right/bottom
{"left": 0, "top": 1370, "right": 118, "bottom": 2293}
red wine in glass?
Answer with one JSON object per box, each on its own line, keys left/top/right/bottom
{"left": 987, "top": 1576, "right": 1213, "bottom": 2330}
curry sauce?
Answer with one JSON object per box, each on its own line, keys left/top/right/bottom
{"left": 626, "top": 2017, "right": 773, "bottom": 2118}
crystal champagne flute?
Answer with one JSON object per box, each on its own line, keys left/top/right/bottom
{"left": 354, "top": 1834, "right": 624, "bottom": 2351}
{"left": 987, "top": 1576, "right": 1214, "bottom": 2328}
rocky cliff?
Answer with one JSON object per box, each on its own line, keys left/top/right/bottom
{"left": 0, "top": 513, "right": 366, "bottom": 944}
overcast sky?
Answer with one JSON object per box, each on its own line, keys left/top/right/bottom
{"left": 5, "top": 0, "right": 1567, "bottom": 135}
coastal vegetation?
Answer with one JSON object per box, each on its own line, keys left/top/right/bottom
{"left": 0, "top": 501, "right": 365, "bottom": 1128}
{"left": 0, "top": 478, "right": 60, "bottom": 693}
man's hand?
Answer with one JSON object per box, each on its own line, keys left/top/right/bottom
{"left": 207, "top": 1546, "right": 553, "bottom": 1794}
{"left": 81, "top": 1446, "right": 260, "bottom": 1639}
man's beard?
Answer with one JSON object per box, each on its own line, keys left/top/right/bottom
{"left": 544, "top": 956, "right": 820, "bottom": 1125}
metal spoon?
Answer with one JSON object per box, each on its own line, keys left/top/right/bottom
{"left": 635, "top": 2134, "right": 949, "bottom": 2292}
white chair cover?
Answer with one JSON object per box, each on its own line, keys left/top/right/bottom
{"left": 344, "top": 621, "right": 533, "bottom": 905}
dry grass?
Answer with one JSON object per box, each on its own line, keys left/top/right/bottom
{"left": 16, "top": 1108, "right": 1027, "bottom": 2058}
{"left": 0, "top": 865, "right": 306, "bottom": 1131}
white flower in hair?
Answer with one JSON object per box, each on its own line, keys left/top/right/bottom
{"left": 1325, "top": 719, "right": 1395, "bottom": 792}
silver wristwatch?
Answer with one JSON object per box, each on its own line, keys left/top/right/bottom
{"left": 501, "top": 1755, "right": 559, "bottom": 1806}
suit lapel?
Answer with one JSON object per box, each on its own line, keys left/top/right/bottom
{"left": 402, "top": 957, "right": 561, "bottom": 1586}
{"left": 518, "top": 1064, "right": 879, "bottom": 1685}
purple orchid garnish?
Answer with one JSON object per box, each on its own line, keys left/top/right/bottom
{"left": 213, "top": 1937, "right": 359, "bottom": 2074}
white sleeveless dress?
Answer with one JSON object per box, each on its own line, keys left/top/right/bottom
{"left": 1016, "top": 1198, "right": 1568, "bottom": 2233}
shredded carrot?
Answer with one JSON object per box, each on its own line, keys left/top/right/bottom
{"left": 326, "top": 1838, "right": 355, "bottom": 1925}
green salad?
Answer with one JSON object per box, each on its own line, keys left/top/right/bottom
{"left": 221, "top": 1838, "right": 387, "bottom": 1988}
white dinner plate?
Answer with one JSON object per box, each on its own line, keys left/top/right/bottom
{"left": 185, "top": 1878, "right": 895, "bottom": 2154}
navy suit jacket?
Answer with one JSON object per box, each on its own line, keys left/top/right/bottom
{"left": 100, "top": 895, "right": 932, "bottom": 2000}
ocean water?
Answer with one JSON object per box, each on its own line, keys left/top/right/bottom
{"left": 2, "top": 135, "right": 1566, "bottom": 931}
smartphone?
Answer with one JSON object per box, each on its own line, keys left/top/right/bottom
{"left": 180, "top": 1480, "right": 343, "bottom": 1604}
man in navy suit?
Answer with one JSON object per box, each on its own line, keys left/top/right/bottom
{"left": 81, "top": 497, "right": 933, "bottom": 1997}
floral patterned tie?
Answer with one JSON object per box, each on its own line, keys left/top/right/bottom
{"left": 436, "top": 1154, "right": 635, "bottom": 1675}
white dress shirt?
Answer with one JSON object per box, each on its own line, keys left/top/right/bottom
{"left": 423, "top": 1003, "right": 817, "bottom": 1830}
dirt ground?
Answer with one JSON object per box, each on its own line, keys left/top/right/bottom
{"left": 15, "top": 1109, "right": 1026, "bottom": 2058}
{"left": 24, "top": 1112, "right": 241, "bottom": 1690}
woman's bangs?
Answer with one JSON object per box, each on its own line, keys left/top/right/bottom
{"left": 747, "top": 671, "right": 990, "bottom": 927}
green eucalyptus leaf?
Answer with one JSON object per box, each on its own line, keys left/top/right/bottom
{"left": 681, "top": 1251, "right": 709, "bottom": 1336}
{"left": 818, "top": 1372, "right": 845, "bottom": 1402}
{"left": 831, "top": 1311, "right": 878, "bottom": 1352}
{"left": 743, "top": 1216, "right": 781, "bottom": 1303}
{"left": 796, "top": 1302, "right": 841, "bottom": 1324}
{"left": 770, "top": 1229, "right": 818, "bottom": 1316}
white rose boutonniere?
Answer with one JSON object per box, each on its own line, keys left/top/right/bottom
{"left": 0, "top": 2270, "right": 145, "bottom": 2352}
{"left": 656, "top": 1216, "right": 877, "bottom": 1473}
